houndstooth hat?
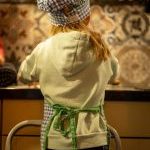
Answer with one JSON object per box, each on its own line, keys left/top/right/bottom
{"left": 37, "top": 0, "right": 90, "bottom": 26}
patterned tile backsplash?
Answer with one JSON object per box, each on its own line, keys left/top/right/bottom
{"left": 0, "top": 3, "right": 150, "bottom": 87}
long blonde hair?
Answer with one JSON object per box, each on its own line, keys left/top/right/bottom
{"left": 49, "top": 18, "right": 110, "bottom": 61}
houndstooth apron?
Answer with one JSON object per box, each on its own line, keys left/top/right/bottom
{"left": 41, "top": 101, "right": 54, "bottom": 150}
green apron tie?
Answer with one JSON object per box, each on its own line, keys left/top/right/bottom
{"left": 43, "top": 103, "right": 101, "bottom": 150}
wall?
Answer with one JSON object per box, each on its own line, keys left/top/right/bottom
{"left": 0, "top": 1, "right": 150, "bottom": 88}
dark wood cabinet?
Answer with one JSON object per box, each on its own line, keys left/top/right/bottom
{"left": 0, "top": 88, "right": 150, "bottom": 150}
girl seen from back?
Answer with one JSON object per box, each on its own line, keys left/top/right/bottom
{"left": 18, "top": 0, "right": 119, "bottom": 150}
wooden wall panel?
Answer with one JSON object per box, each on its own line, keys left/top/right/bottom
{"left": 2, "top": 99, "right": 43, "bottom": 135}
{"left": 105, "top": 101, "right": 150, "bottom": 137}
{"left": 109, "top": 138, "right": 150, "bottom": 150}
{"left": 2, "top": 136, "right": 40, "bottom": 150}
{"left": 2, "top": 136, "right": 150, "bottom": 150}
{"left": 2, "top": 99, "right": 150, "bottom": 150}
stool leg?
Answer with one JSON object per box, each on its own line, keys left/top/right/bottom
{"left": 107, "top": 124, "right": 122, "bottom": 150}
{"left": 5, "top": 120, "right": 41, "bottom": 150}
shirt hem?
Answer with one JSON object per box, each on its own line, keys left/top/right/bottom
{"left": 47, "top": 132, "right": 107, "bottom": 149}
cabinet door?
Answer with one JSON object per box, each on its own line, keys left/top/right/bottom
{"left": 109, "top": 138, "right": 150, "bottom": 150}
{"left": 2, "top": 136, "right": 40, "bottom": 150}
{"left": 121, "top": 139, "right": 150, "bottom": 150}
{"left": 2, "top": 99, "right": 43, "bottom": 135}
{"left": 105, "top": 101, "right": 150, "bottom": 137}
{"left": 3, "top": 136, "right": 150, "bottom": 150}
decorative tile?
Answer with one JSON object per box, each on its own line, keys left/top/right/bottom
{"left": 89, "top": 4, "right": 150, "bottom": 87}
{"left": 118, "top": 46, "right": 150, "bottom": 86}
{"left": 0, "top": 0, "right": 35, "bottom": 2}
{"left": 89, "top": 5, "right": 115, "bottom": 35}
{"left": 10, "top": 0, "right": 35, "bottom": 2}
{"left": 0, "top": 0, "right": 10, "bottom": 2}
{"left": 0, "top": 4, "right": 49, "bottom": 70}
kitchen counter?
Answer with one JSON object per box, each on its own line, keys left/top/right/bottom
{"left": 0, "top": 84, "right": 150, "bottom": 101}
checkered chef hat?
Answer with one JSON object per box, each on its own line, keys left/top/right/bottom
{"left": 37, "top": 0, "right": 90, "bottom": 26}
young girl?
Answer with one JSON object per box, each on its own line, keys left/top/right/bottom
{"left": 18, "top": 0, "right": 119, "bottom": 150}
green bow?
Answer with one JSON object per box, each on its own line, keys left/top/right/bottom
{"left": 43, "top": 103, "right": 101, "bottom": 150}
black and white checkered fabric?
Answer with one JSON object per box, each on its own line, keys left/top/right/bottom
{"left": 40, "top": 101, "right": 54, "bottom": 150}
{"left": 37, "top": 0, "right": 90, "bottom": 26}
